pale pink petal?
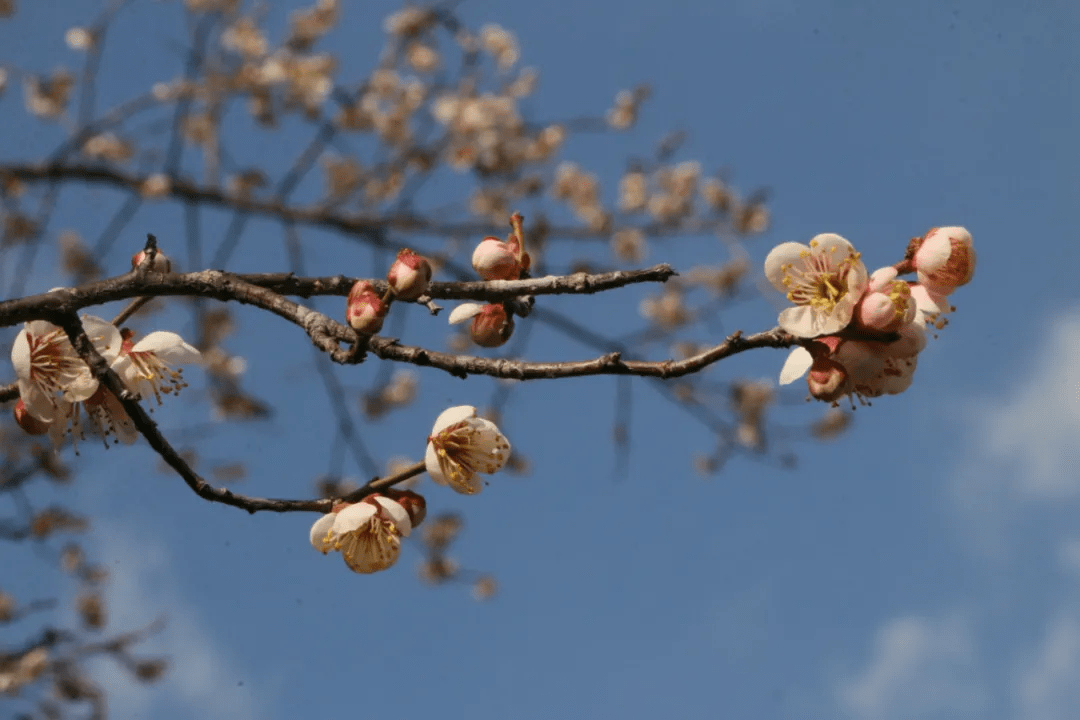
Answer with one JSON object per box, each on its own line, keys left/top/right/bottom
{"left": 868, "top": 266, "right": 899, "bottom": 291}
{"left": 779, "top": 347, "right": 813, "bottom": 385}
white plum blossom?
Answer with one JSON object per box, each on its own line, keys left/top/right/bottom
{"left": 11, "top": 316, "right": 122, "bottom": 423}
{"left": 52, "top": 329, "right": 200, "bottom": 447}
{"left": 425, "top": 405, "right": 511, "bottom": 494}
{"left": 310, "top": 495, "right": 412, "bottom": 574}
{"left": 112, "top": 330, "right": 200, "bottom": 404}
{"left": 765, "top": 234, "right": 868, "bottom": 338}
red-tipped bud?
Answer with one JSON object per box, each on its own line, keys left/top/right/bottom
{"left": 806, "top": 356, "right": 848, "bottom": 403}
{"left": 346, "top": 280, "right": 389, "bottom": 336}
{"left": 470, "top": 304, "right": 514, "bottom": 347}
{"left": 472, "top": 237, "right": 522, "bottom": 280}
{"left": 384, "top": 489, "right": 427, "bottom": 529}
{"left": 449, "top": 303, "right": 514, "bottom": 348}
{"left": 131, "top": 248, "right": 172, "bottom": 273}
{"left": 386, "top": 248, "right": 432, "bottom": 301}
{"left": 913, "top": 226, "right": 975, "bottom": 294}
{"left": 14, "top": 399, "right": 50, "bottom": 436}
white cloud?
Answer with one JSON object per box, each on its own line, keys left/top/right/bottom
{"left": 1015, "top": 614, "right": 1080, "bottom": 720}
{"left": 837, "top": 615, "right": 985, "bottom": 720}
{"left": 967, "top": 311, "right": 1080, "bottom": 500}
{"left": 87, "top": 524, "right": 266, "bottom": 720}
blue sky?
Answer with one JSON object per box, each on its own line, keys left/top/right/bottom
{"left": 1, "top": 1, "right": 1079, "bottom": 719}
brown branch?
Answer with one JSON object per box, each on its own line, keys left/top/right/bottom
{"left": 238, "top": 264, "right": 677, "bottom": 301}
{"left": 54, "top": 311, "right": 333, "bottom": 514}
{"left": 0, "top": 162, "right": 733, "bottom": 243}
{"left": 360, "top": 328, "right": 796, "bottom": 380}
{"left": 38, "top": 312, "right": 428, "bottom": 514}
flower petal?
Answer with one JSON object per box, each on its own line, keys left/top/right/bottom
{"left": 309, "top": 513, "right": 336, "bottom": 553}
{"left": 373, "top": 496, "right": 412, "bottom": 537}
{"left": 779, "top": 347, "right": 814, "bottom": 385}
{"left": 430, "top": 405, "right": 477, "bottom": 434}
{"left": 425, "top": 440, "right": 448, "bottom": 486}
{"left": 332, "top": 502, "right": 377, "bottom": 533}
{"left": 131, "top": 331, "right": 202, "bottom": 364}
{"left": 80, "top": 316, "right": 123, "bottom": 361}
{"left": 763, "top": 242, "right": 809, "bottom": 292}
{"left": 448, "top": 303, "right": 485, "bottom": 325}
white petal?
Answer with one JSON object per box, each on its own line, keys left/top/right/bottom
{"left": 472, "top": 418, "right": 511, "bottom": 470}
{"left": 868, "top": 266, "right": 898, "bottom": 292}
{"left": 431, "top": 405, "right": 477, "bottom": 434}
{"left": 373, "top": 496, "right": 412, "bottom": 537}
{"left": 18, "top": 379, "right": 60, "bottom": 422}
{"left": 131, "top": 331, "right": 202, "bottom": 364}
{"left": 332, "top": 502, "right": 377, "bottom": 533}
{"left": 779, "top": 347, "right": 813, "bottom": 385}
{"left": 809, "top": 233, "right": 854, "bottom": 258}
{"left": 425, "top": 441, "right": 448, "bottom": 486}
{"left": 26, "top": 320, "right": 57, "bottom": 337}
{"left": 80, "top": 316, "right": 122, "bottom": 361}
{"left": 763, "top": 242, "right": 809, "bottom": 292}
{"left": 63, "top": 374, "right": 100, "bottom": 403}
{"left": 10, "top": 329, "right": 31, "bottom": 379}
{"left": 309, "top": 513, "right": 336, "bottom": 553}
{"left": 448, "top": 303, "right": 485, "bottom": 325}
{"left": 777, "top": 305, "right": 843, "bottom": 338}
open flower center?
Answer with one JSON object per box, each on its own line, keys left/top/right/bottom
{"left": 332, "top": 515, "right": 401, "bottom": 573}
{"left": 25, "top": 330, "right": 86, "bottom": 404}
{"left": 125, "top": 350, "right": 188, "bottom": 404}
{"left": 429, "top": 420, "right": 509, "bottom": 490}
{"left": 781, "top": 245, "right": 861, "bottom": 314}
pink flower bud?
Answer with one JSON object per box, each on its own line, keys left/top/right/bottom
{"left": 471, "top": 304, "right": 514, "bottom": 347}
{"left": 346, "top": 280, "right": 389, "bottom": 336}
{"left": 854, "top": 267, "right": 916, "bottom": 333}
{"left": 131, "top": 248, "right": 172, "bottom": 273}
{"left": 386, "top": 248, "right": 432, "bottom": 301}
{"left": 913, "top": 226, "right": 975, "bottom": 294}
{"left": 13, "top": 399, "right": 50, "bottom": 436}
{"left": 806, "top": 356, "right": 848, "bottom": 403}
{"left": 471, "top": 237, "right": 522, "bottom": 281}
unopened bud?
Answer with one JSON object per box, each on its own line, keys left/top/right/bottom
{"left": 14, "top": 399, "right": 50, "bottom": 436}
{"left": 913, "top": 226, "right": 975, "bottom": 294}
{"left": 131, "top": 248, "right": 171, "bottom": 273}
{"left": 807, "top": 357, "right": 848, "bottom": 403}
{"left": 384, "top": 488, "right": 426, "bottom": 529}
{"left": 471, "top": 237, "right": 522, "bottom": 281}
{"left": 346, "top": 280, "right": 389, "bottom": 336}
{"left": 470, "top": 304, "right": 513, "bottom": 347}
{"left": 386, "top": 248, "right": 432, "bottom": 300}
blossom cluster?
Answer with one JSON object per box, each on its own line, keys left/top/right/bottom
{"left": 10, "top": 250, "right": 201, "bottom": 446}
{"left": 310, "top": 405, "right": 511, "bottom": 574}
{"left": 12, "top": 319, "right": 200, "bottom": 446}
{"left": 767, "top": 227, "right": 975, "bottom": 404}
{"left": 447, "top": 213, "right": 531, "bottom": 348}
